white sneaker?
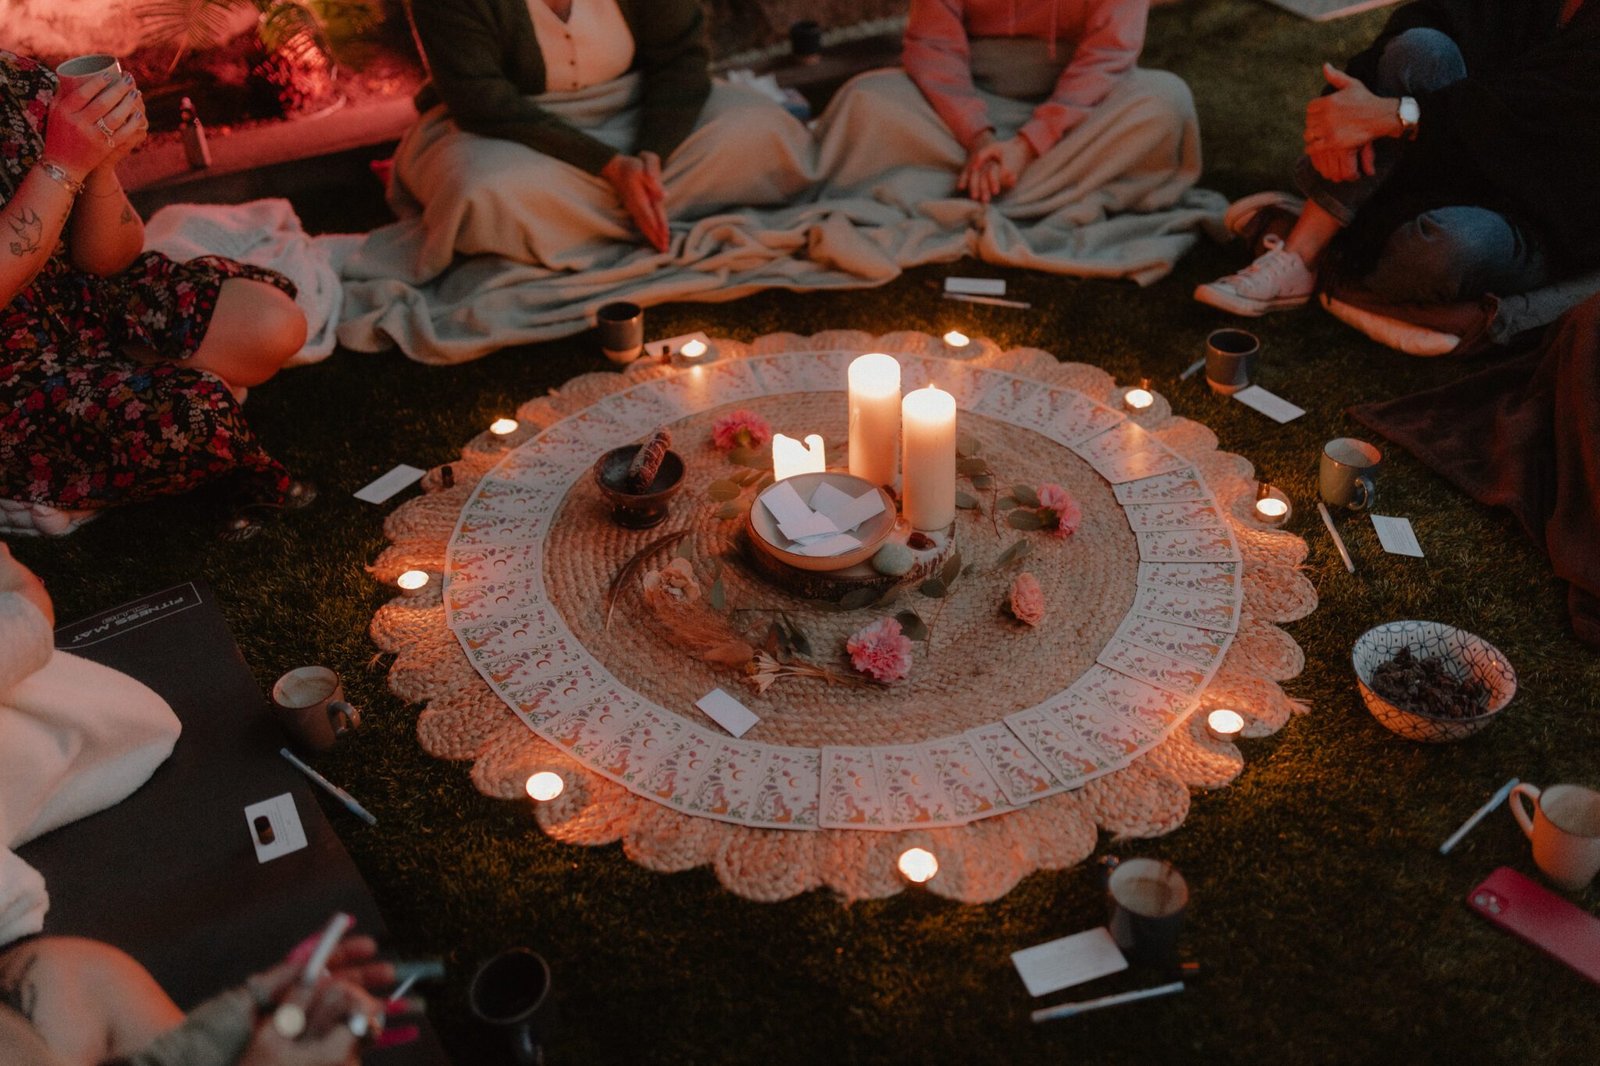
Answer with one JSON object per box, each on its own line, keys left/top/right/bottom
{"left": 1194, "top": 236, "right": 1317, "bottom": 316}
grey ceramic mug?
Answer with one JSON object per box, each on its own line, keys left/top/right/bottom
{"left": 1205, "top": 328, "right": 1258, "bottom": 395}
{"left": 1319, "top": 437, "right": 1381, "bottom": 511}
{"left": 597, "top": 301, "right": 644, "bottom": 364}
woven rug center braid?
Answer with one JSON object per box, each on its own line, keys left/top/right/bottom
{"left": 546, "top": 396, "right": 1136, "bottom": 747}
{"left": 371, "top": 331, "right": 1320, "bottom": 903}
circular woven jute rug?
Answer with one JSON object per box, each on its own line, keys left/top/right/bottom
{"left": 370, "top": 331, "right": 1317, "bottom": 903}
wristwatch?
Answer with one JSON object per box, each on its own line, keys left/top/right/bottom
{"left": 1397, "top": 96, "right": 1420, "bottom": 139}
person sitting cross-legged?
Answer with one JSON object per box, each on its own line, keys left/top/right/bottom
{"left": 1195, "top": 0, "right": 1600, "bottom": 321}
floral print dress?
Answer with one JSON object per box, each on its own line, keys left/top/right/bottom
{"left": 1, "top": 51, "right": 295, "bottom": 510}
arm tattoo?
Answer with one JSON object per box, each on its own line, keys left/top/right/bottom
{"left": 5, "top": 208, "right": 43, "bottom": 257}
{"left": 0, "top": 949, "right": 40, "bottom": 1023}
{"left": 120, "top": 204, "right": 135, "bottom": 225}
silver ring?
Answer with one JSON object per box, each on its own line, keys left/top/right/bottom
{"left": 94, "top": 118, "right": 114, "bottom": 144}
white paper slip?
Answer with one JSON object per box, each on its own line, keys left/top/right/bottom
{"left": 696, "top": 688, "right": 760, "bottom": 738}
{"left": 760, "top": 480, "right": 817, "bottom": 528}
{"left": 777, "top": 512, "right": 839, "bottom": 542}
{"left": 1011, "top": 927, "right": 1129, "bottom": 997}
{"left": 354, "top": 464, "right": 425, "bottom": 504}
{"left": 644, "top": 330, "right": 712, "bottom": 360}
{"left": 244, "top": 793, "right": 308, "bottom": 864}
{"left": 795, "top": 533, "right": 862, "bottom": 557}
{"left": 944, "top": 276, "right": 1007, "bottom": 296}
{"left": 809, "top": 481, "right": 886, "bottom": 532}
{"left": 1371, "top": 514, "right": 1425, "bottom": 557}
{"left": 1232, "top": 386, "right": 1306, "bottom": 424}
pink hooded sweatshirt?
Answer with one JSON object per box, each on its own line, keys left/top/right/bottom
{"left": 904, "top": 0, "right": 1150, "bottom": 154}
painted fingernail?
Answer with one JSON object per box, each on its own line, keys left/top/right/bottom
{"left": 122, "top": 72, "right": 134, "bottom": 84}
{"left": 373, "top": 1025, "right": 420, "bottom": 1049}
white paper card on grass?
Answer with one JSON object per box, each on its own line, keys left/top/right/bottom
{"left": 1011, "top": 927, "right": 1129, "bottom": 997}
{"left": 944, "top": 277, "right": 1007, "bottom": 296}
{"left": 244, "top": 793, "right": 308, "bottom": 864}
{"left": 1371, "top": 514, "right": 1424, "bottom": 557}
{"left": 696, "top": 688, "right": 760, "bottom": 738}
{"left": 354, "top": 464, "right": 425, "bottom": 504}
{"left": 1232, "top": 386, "right": 1306, "bottom": 424}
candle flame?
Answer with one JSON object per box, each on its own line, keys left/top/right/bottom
{"left": 943, "top": 330, "right": 970, "bottom": 347}
{"left": 1206, "top": 709, "right": 1245, "bottom": 738}
{"left": 1255, "top": 497, "right": 1289, "bottom": 518}
{"left": 525, "top": 771, "right": 565, "bottom": 802}
{"left": 898, "top": 847, "right": 939, "bottom": 884}
{"left": 489, "top": 417, "right": 519, "bottom": 436}
{"left": 1124, "top": 388, "right": 1154, "bottom": 410}
{"left": 680, "top": 338, "right": 708, "bottom": 359}
{"left": 396, "top": 570, "right": 429, "bottom": 591}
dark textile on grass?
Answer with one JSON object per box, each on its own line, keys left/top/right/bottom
{"left": 1349, "top": 294, "right": 1600, "bottom": 647}
{"left": 1334, "top": 0, "right": 1600, "bottom": 276}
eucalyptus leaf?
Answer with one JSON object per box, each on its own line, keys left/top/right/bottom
{"left": 708, "top": 479, "right": 742, "bottom": 501}
{"left": 993, "top": 539, "right": 1033, "bottom": 568}
{"left": 675, "top": 538, "right": 695, "bottom": 560}
{"left": 957, "top": 457, "right": 990, "bottom": 477}
{"left": 781, "top": 615, "right": 814, "bottom": 657}
{"left": 919, "top": 578, "right": 948, "bottom": 598}
{"left": 1012, "top": 483, "right": 1040, "bottom": 507}
{"left": 839, "top": 587, "right": 880, "bottom": 610}
{"left": 940, "top": 550, "right": 963, "bottom": 585}
{"left": 729, "top": 446, "right": 767, "bottom": 469}
{"left": 971, "top": 474, "right": 994, "bottom": 489}
{"left": 896, "top": 610, "right": 930, "bottom": 641}
{"left": 716, "top": 501, "right": 742, "bottom": 520}
{"left": 997, "top": 496, "right": 1020, "bottom": 511}
{"left": 1008, "top": 509, "right": 1047, "bottom": 531}
{"left": 956, "top": 432, "right": 982, "bottom": 457}
{"left": 709, "top": 576, "right": 726, "bottom": 610}
{"left": 955, "top": 491, "right": 979, "bottom": 510}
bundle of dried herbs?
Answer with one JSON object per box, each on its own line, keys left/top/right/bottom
{"left": 1370, "top": 647, "right": 1489, "bottom": 720}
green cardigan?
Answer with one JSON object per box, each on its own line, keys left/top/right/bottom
{"left": 409, "top": 0, "right": 712, "bottom": 175}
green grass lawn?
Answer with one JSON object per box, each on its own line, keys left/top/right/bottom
{"left": 14, "top": 2, "right": 1600, "bottom": 1062}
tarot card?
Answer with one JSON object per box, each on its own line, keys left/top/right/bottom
{"left": 447, "top": 542, "right": 543, "bottom": 591}
{"left": 1098, "top": 639, "right": 1212, "bottom": 698}
{"left": 540, "top": 688, "right": 637, "bottom": 758}
{"left": 453, "top": 507, "right": 545, "bottom": 547}
{"left": 1010, "top": 386, "right": 1124, "bottom": 447}
{"left": 1075, "top": 665, "right": 1194, "bottom": 735}
{"left": 499, "top": 662, "right": 608, "bottom": 725}
{"left": 819, "top": 747, "right": 890, "bottom": 829}
{"left": 595, "top": 703, "right": 686, "bottom": 785}
{"left": 1137, "top": 561, "right": 1245, "bottom": 598}
{"left": 1112, "top": 467, "right": 1211, "bottom": 505}
{"left": 1122, "top": 501, "right": 1225, "bottom": 532}
{"left": 1056, "top": 690, "right": 1156, "bottom": 762}
{"left": 480, "top": 633, "right": 587, "bottom": 687}
{"left": 871, "top": 744, "right": 954, "bottom": 827}
{"left": 681, "top": 740, "right": 772, "bottom": 820}
{"left": 966, "top": 722, "right": 1060, "bottom": 805}
{"left": 920, "top": 736, "right": 1011, "bottom": 820}
{"left": 921, "top": 362, "right": 998, "bottom": 411}
{"left": 971, "top": 373, "right": 1044, "bottom": 422}
{"left": 1004, "top": 703, "right": 1116, "bottom": 785}
{"left": 700, "top": 358, "right": 765, "bottom": 404}
{"left": 457, "top": 607, "right": 564, "bottom": 663}
{"left": 471, "top": 476, "right": 575, "bottom": 518}
{"left": 1131, "top": 583, "right": 1242, "bottom": 633}
{"left": 635, "top": 728, "right": 718, "bottom": 808}
{"left": 748, "top": 745, "right": 821, "bottom": 828}
{"left": 1109, "top": 614, "right": 1230, "bottom": 670}
{"left": 1072, "top": 421, "right": 1189, "bottom": 483}
{"left": 446, "top": 573, "right": 546, "bottom": 622}
{"left": 1135, "top": 526, "right": 1240, "bottom": 565}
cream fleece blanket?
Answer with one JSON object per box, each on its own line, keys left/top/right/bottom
{"left": 333, "top": 69, "right": 1224, "bottom": 365}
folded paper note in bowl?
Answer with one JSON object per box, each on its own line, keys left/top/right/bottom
{"left": 750, "top": 472, "right": 896, "bottom": 572}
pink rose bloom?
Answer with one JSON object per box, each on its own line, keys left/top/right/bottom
{"left": 1036, "top": 482, "right": 1082, "bottom": 537}
{"left": 846, "top": 617, "right": 914, "bottom": 683}
{"left": 1009, "top": 572, "right": 1046, "bottom": 626}
{"left": 711, "top": 409, "right": 773, "bottom": 451}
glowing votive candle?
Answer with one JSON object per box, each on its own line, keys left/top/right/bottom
{"left": 679, "top": 338, "right": 708, "bottom": 361}
{"left": 943, "top": 330, "right": 970, "bottom": 349}
{"left": 525, "top": 771, "right": 565, "bottom": 802}
{"left": 1254, "top": 483, "right": 1291, "bottom": 527}
{"left": 1206, "top": 708, "right": 1245, "bottom": 742}
{"left": 489, "top": 417, "right": 519, "bottom": 436}
{"left": 902, "top": 385, "right": 957, "bottom": 530}
{"left": 897, "top": 847, "right": 939, "bottom": 884}
{"left": 1124, "top": 378, "right": 1154, "bottom": 411}
{"left": 847, "top": 353, "right": 901, "bottom": 489}
{"left": 772, "top": 433, "right": 826, "bottom": 481}
{"left": 396, "top": 569, "right": 429, "bottom": 592}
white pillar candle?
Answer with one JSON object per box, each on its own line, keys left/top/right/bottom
{"left": 772, "top": 433, "right": 826, "bottom": 481}
{"left": 902, "top": 385, "right": 956, "bottom": 530}
{"left": 847, "top": 353, "right": 901, "bottom": 489}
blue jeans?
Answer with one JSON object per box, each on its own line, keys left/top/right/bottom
{"left": 1294, "top": 28, "right": 1550, "bottom": 303}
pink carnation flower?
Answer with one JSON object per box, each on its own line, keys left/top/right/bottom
{"left": 711, "top": 409, "right": 772, "bottom": 451}
{"left": 1036, "top": 482, "right": 1082, "bottom": 538}
{"left": 846, "top": 617, "right": 914, "bottom": 683}
{"left": 1009, "top": 572, "right": 1046, "bottom": 626}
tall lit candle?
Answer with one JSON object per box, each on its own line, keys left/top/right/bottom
{"left": 772, "top": 433, "right": 826, "bottom": 481}
{"left": 847, "top": 353, "right": 901, "bottom": 489}
{"left": 902, "top": 385, "right": 956, "bottom": 530}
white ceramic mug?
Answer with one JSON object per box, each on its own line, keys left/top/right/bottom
{"left": 1319, "top": 437, "right": 1380, "bottom": 511}
{"left": 1510, "top": 783, "right": 1600, "bottom": 892}
{"left": 54, "top": 54, "right": 122, "bottom": 94}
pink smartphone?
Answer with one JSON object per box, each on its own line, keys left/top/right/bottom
{"left": 1467, "top": 867, "right": 1600, "bottom": 984}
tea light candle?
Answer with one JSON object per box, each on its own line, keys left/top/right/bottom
{"left": 1124, "top": 378, "right": 1154, "bottom": 411}
{"left": 847, "top": 353, "right": 901, "bottom": 488}
{"left": 525, "top": 771, "right": 565, "bottom": 802}
{"left": 489, "top": 417, "right": 519, "bottom": 436}
{"left": 942, "top": 330, "right": 970, "bottom": 349}
{"left": 1254, "top": 483, "right": 1291, "bottom": 527}
{"left": 679, "top": 338, "right": 708, "bottom": 361}
{"left": 772, "top": 433, "right": 826, "bottom": 481}
{"left": 897, "top": 846, "right": 939, "bottom": 884}
{"left": 1206, "top": 708, "right": 1245, "bottom": 742}
{"left": 902, "top": 385, "right": 956, "bottom": 530}
{"left": 396, "top": 569, "right": 429, "bottom": 592}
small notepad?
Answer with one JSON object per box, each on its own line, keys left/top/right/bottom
{"left": 1371, "top": 514, "right": 1424, "bottom": 557}
{"left": 354, "top": 464, "right": 425, "bottom": 504}
{"left": 1011, "top": 928, "right": 1129, "bottom": 997}
{"left": 696, "top": 688, "right": 760, "bottom": 738}
{"left": 1232, "top": 386, "right": 1306, "bottom": 424}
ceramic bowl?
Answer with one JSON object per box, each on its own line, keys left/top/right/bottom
{"left": 593, "top": 445, "right": 685, "bottom": 529}
{"left": 747, "top": 472, "right": 896, "bottom": 573}
{"left": 1351, "top": 620, "right": 1517, "bottom": 743}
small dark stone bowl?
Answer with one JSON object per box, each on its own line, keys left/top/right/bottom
{"left": 593, "top": 445, "right": 686, "bottom": 529}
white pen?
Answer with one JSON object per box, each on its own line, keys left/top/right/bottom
{"left": 1180, "top": 358, "right": 1206, "bottom": 380}
{"left": 943, "top": 292, "right": 1032, "bottom": 309}
{"left": 280, "top": 748, "right": 378, "bottom": 826}
{"left": 301, "top": 912, "right": 356, "bottom": 986}
{"left": 1440, "top": 777, "right": 1519, "bottom": 855}
{"left": 1031, "top": 981, "right": 1185, "bottom": 1023}
{"left": 1317, "top": 501, "right": 1356, "bottom": 573}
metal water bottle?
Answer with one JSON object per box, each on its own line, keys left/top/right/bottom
{"left": 179, "top": 96, "right": 212, "bottom": 169}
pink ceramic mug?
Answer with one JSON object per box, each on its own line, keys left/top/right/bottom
{"left": 1510, "top": 782, "right": 1600, "bottom": 892}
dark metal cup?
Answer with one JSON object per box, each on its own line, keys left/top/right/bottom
{"left": 1103, "top": 856, "right": 1189, "bottom": 970}
{"left": 469, "top": 948, "right": 554, "bottom": 1066}
{"left": 1204, "top": 328, "right": 1259, "bottom": 395}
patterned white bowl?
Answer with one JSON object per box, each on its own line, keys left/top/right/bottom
{"left": 1351, "top": 620, "right": 1517, "bottom": 743}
